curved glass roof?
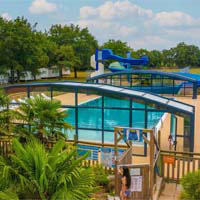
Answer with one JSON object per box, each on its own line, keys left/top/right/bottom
{"left": 4, "top": 82, "right": 194, "bottom": 115}
{"left": 87, "top": 70, "right": 199, "bottom": 83}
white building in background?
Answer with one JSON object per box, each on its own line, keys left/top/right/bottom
{"left": 0, "top": 74, "right": 9, "bottom": 85}
{"left": 20, "top": 71, "right": 41, "bottom": 81}
{"left": 62, "top": 68, "right": 71, "bottom": 76}
{"left": 40, "top": 67, "right": 59, "bottom": 79}
{"left": 0, "top": 66, "right": 71, "bottom": 83}
{"left": 40, "top": 67, "right": 70, "bottom": 79}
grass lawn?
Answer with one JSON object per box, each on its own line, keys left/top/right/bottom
{"left": 157, "top": 68, "right": 200, "bottom": 74}
{"left": 27, "top": 71, "right": 89, "bottom": 83}
{"left": 6, "top": 68, "right": 200, "bottom": 86}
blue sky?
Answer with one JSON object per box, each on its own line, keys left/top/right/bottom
{"left": 0, "top": 0, "right": 200, "bottom": 50}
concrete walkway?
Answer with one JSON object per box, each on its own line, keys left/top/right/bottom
{"left": 159, "top": 183, "right": 182, "bottom": 200}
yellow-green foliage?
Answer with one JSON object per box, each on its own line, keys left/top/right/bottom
{"left": 180, "top": 170, "right": 200, "bottom": 200}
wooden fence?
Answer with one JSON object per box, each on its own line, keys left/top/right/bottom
{"left": 161, "top": 150, "right": 200, "bottom": 182}
{"left": 0, "top": 138, "right": 114, "bottom": 173}
{"left": 0, "top": 139, "right": 13, "bottom": 156}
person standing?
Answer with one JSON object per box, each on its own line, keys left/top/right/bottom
{"left": 119, "top": 167, "right": 131, "bottom": 200}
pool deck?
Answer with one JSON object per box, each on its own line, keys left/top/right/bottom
{"left": 54, "top": 93, "right": 99, "bottom": 106}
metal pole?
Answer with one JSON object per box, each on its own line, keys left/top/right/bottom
{"left": 144, "top": 103, "right": 148, "bottom": 156}
{"left": 114, "top": 128, "right": 119, "bottom": 196}
{"left": 75, "top": 89, "right": 78, "bottom": 141}
{"left": 149, "top": 130, "right": 154, "bottom": 200}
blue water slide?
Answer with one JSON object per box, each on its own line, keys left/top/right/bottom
{"left": 95, "top": 49, "right": 149, "bottom": 68}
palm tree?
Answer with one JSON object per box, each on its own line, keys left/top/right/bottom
{"left": 0, "top": 138, "right": 95, "bottom": 200}
{"left": 17, "top": 95, "right": 72, "bottom": 140}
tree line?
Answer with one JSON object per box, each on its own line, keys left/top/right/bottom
{"left": 1, "top": 17, "right": 200, "bottom": 83}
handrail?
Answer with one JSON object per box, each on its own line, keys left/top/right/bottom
{"left": 161, "top": 149, "right": 200, "bottom": 156}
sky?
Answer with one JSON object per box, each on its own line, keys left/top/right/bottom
{"left": 0, "top": 0, "right": 200, "bottom": 50}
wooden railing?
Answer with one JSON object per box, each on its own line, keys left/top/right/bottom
{"left": 161, "top": 150, "right": 200, "bottom": 182}
{"left": 0, "top": 139, "right": 13, "bottom": 156}
{"left": 0, "top": 138, "right": 114, "bottom": 174}
{"left": 81, "top": 160, "right": 113, "bottom": 174}
{"left": 118, "top": 146, "right": 132, "bottom": 165}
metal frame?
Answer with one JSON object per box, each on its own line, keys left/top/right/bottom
{"left": 87, "top": 70, "right": 199, "bottom": 99}
{"left": 3, "top": 82, "right": 195, "bottom": 152}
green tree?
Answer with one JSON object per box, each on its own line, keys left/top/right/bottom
{"left": 0, "top": 138, "right": 95, "bottom": 200}
{"left": 55, "top": 45, "right": 80, "bottom": 79}
{"left": 161, "top": 49, "right": 176, "bottom": 67}
{"left": 148, "top": 50, "right": 162, "bottom": 68}
{"left": 101, "top": 39, "right": 132, "bottom": 57}
{"left": 173, "top": 42, "right": 200, "bottom": 67}
{"left": 0, "top": 92, "right": 18, "bottom": 136}
{"left": 49, "top": 24, "right": 98, "bottom": 78}
{"left": 0, "top": 17, "right": 49, "bottom": 82}
{"left": 17, "top": 96, "right": 72, "bottom": 139}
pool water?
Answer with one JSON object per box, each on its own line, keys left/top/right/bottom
{"left": 65, "top": 97, "right": 163, "bottom": 144}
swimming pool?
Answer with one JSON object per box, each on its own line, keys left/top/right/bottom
{"left": 65, "top": 97, "right": 164, "bottom": 144}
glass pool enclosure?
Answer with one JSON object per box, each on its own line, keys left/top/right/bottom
{"left": 4, "top": 82, "right": 195, "bottom": 151}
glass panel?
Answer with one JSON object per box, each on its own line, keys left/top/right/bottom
{"left": 147, "top": 111, "right": 164, "bottom": 129}
{"left": 79, "top": 96, "right": 102, "bottom": 107}
{"left": 152, "top": 79, "right": 162, "bottom": 86}
{"left": 132, "top": 110, "right": 145, "bottom": 128}
{"left": 104, "top": 109, "right": 129, "bottom": 130}
{"left": 104, "top": 97, "right": 130, "bottom": 108}
{"left": 184, "top": 116, "right": 191, "bottom": 138}
{"left": 65, "top": 108, "right": 75, "bottom": 126}
{"left": 183, "top": 137, "right": 190, "bottom": 152}
{"left": 163, "top": 78, "right": 173, "bottom": 86}
{"left": 121, "top": 74, "right": 130, "bottom": 87}
{"left": 78, "top": 130, "right": 102, "bottom": 142}
{"left": 78, "top": 108, "right": 102, "bottom": 129}
{"left": 52, "top": 86, "right": 76, "bottom": 106}
{"left": 78, "top": 89, "right": 102, "bottom": 107}
{"left": 5, "top": 86, "right": 28, "bottom": 100}
{"left": 104, "top": 131, "right": 114, "bottom": 144}
{"left": 66, "top": 129, "right": 75, "bottom": 140}
{"left": 112, "top": 75, "right": 121, "bottom": 86}
{"left": 30, "top": 86, "right": 51, "bottom": 99}
{"left": 170, "top": 114, "right": 176, "bottom": 141}
{"left": 104, "top": 131, "right": 126, "bottom": 145}
{"left": 132, "top": 98, "right": 145, "bottom": 109}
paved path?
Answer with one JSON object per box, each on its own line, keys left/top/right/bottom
{"left": 159, "top": 183, "right": 182, "bottom": 200}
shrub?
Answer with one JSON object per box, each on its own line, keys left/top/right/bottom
{"left": 180, "top": 170, "right": 200, "bottom": 199}
{"left": 92, "top": 164, "right": 109, "bottom": 187}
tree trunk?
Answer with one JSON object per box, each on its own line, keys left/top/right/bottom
{"left": 59, "top": 67, "right": 63, "bottom": 80}
{"left": 10, "top": 67, "right": 14, "bottom": 83}
{"left": 74, "top": 67, "right": 78, "bottom": 79}
{"left": 17, "top": 70, "right": 20, "bottom": 82}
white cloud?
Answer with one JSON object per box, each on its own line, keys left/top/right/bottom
{"left": 165, "top": 28, "right": 200, "bottom": 40}
{"left": 130, "top": 36, "right": 175, "bottom": 50}
{"left": 78, "top": 19, "right": 112, "bottom": 29}
{"left": 80, "top": 6, "right": 97, "bottom": 19}
{"left": 29, "top": 0, "right": 57, "bottom": 14}
{"left": 75, "top": 0, "right": 200, "bottom": 50}
{"left": 80, "top": 1, "right": 153, "bottom": 20}
{"left": 154, "top": 11, "right": 199, "bottom": 27}
{"left": 1, "top": 13, "right": 12, "bottom": 20}
{"left": 117, "top": 26, "right": 137, "bottom": 37}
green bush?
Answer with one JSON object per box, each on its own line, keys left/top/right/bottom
{"left": 92, "top": 164, "right": 109, "bottom": 187}
{"left": 180, "top": 170, "right": 200, "bottom": 199}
